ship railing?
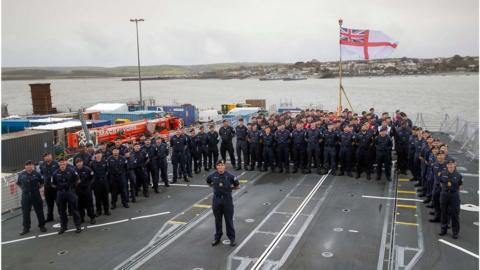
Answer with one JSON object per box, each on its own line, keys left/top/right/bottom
{"left": 413, "top": 113, "right": 479, "bottom": 160}
{"left": 1, "top": 173, "right": 23, "bottom": 215}
{"left": 1, "top": 166, "right": 47, "bottom": 215}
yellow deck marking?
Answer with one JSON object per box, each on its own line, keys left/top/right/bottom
{"left": 239, "top": 180, "right": 248, "bottom": 184}
{"left": 193, "top": 204, "right": 211, "bottom": 209}
{"left": 397, "top": 204, "right": 417, "bottom": 209}
{"left": 399, "top": 178, "right": 410, "bottom": 182}
{"left": 396, "top": 212, "right": 400, "bottom": 215}
{"left": 168, "top": 220, "right": 187, "bottom": 225}
{"left": 397, "top": 190, "right": 417, "bottom": 194}
{"left": 395, "top": 221, "right": 418, "bottom": 226}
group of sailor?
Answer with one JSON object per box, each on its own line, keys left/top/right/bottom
{"left": 16, "top": 107, "right": 462, "bottom": 239}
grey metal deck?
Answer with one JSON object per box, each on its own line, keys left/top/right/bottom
{"left": 1, "top": 134, "right": 478, "bottom": 270}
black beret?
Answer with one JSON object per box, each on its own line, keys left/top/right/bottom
{"left": 25, "top": 160, "right": 33, "bottom": 165}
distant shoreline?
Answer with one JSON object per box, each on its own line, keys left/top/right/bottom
{"left": 1, "top": 71, "right": 477, "bottom": 82}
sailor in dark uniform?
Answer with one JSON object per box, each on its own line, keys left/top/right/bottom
{"left": 39, "top": 152, "right": 59, "bottom": 222}
{"left": 74, "top": 158, "right": 96, "bottom": 224}
{"left": 207, "top": 125, "right": 220, "bottom": 170}
{"left": 52, "top": 158, "right": 82, "bottom": 234}
{"left": 375, "top": 127, "right": 393, "bottom": 181}
{"left": 219, "top": 120, "right": 236, "bottom": 168}
{"left": 235, "top": 118, "right": 249, "bottom": 170}
{"left": 17, "top": 160, "right": 47, "bottom": 235}
{"left": 438, "top": 159, "right": 463, "bottom": 239}
{"left": 207, "top": 161, "right": 239, "bottom": 247}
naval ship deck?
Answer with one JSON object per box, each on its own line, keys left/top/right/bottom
{"left": 1, "top": 133, "right": 478, "bottom": 270}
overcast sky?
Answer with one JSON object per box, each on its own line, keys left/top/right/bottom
{"left": 2, "top": 0, "right": 478, "bottom": 67}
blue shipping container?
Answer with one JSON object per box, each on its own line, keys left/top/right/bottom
{"left": 90, "top": 120, "right": 112, "bottom": 128}
{"left": 161, "top": 105, "right": 198, "bottom": 126}
{"left": 1, "top": 119, "right": 31, "bottom": 134}
{"left": 99, "top": 111, "right": 164, "bottom": 123}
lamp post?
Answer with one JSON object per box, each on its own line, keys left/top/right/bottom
{"left": 130, "top": 18, "right": 144, "bottom": 109}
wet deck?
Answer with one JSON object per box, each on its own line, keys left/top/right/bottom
{"left": 2, "top": 133, "right": 478, "bottom": 270}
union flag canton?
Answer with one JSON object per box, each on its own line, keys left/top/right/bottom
{"left": 340, "top": 27, "right": 367, "bottom": 44}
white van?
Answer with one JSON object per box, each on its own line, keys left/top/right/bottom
{"left": 199, "top": 109, "right": 223, "bottom": 123}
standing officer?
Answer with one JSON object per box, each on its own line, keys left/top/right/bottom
{"left": 17, "top": 160, "right": 47, "bottom": 235}
{"left": 184, "top": 130, "right": 194, "bottom": 177}
{"left": 395, "top": 122, "right": 412, "bottom": 175}
{"left": 439, "top": 159, "right": 462, "bottom": 239}
{"left": 207, "top": 160, "right": 239, "bottom": 247}
{"left": 207, "top": 125, "right": 220, "bottom": 170}
{"left": 90, "top": 151, "right": 110, "bottom": 216}
{"left": 262, "top": 126, "right": 276, "bottom": 172}
{"left": 132, "top": 143, "right": 150, "bottom": 197}
{"left": 52, "top": 158, "right": 82, "bottom": 234}
{"left": 124, "top": 150, "right": 138, "bottom": 201}
{"left": 407, "top": 127, "right": 419, "bottom": 181}
{"left": 155, "top": 138, "right": 170, "bottom": 187}
{"left": 111, "top": 138, "right": 127, "bottom": 156}
{"left": 171, "top": 129, "right": 189, "bottom": 182}
{"left": 39, "top": 152, "right": 58, "bottom": 222}
{"left": 275, "top": 124, "right": 290, "bottom": 173}
{"left": 291, "top": 123, "right": 307, "bottom": 173}
{"left": 107, "top": 148, "right": 129, "bottom": 209}
{"left": 339, "top": 125, "right": 355, "bottom": 177}
{"left": 429, "top": 150, "right": 447, "bottom": 223}
{"left": 74, "top": 158, "right": 96, "bottom": 224}
{"left": 143, "top": 138, "right": 159, "bottom": 193}
{"left": 98, "top": 141, "right": 112, "bottom": 158}
{"left": 189, "top": 129, "right": 202, "bottom": 174}
{"left": 235, "top": 119, "right": 249, "bottom": 170}
{"left": 219, "top": 120, "right": 236, "bottom": 167}
{"left": 197, "top": 126, "right": 210, "bottom": 171}
{"left": 355, "top": 124, "right": 373, "bottom": 180}
{"left": 247, "top": 124, "right": 262, "bottom": 171}
{"left": 306, "top": 124, "right": 322, "bottom": 174}
{"left": 323, "top": 122, "right": 338, "bottom": 175}
{"left": 375, "top": 127, "right": 393, "bottom": 181}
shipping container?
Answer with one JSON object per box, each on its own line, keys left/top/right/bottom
{"left": 90, "top": 119, "right": 111, "bottom": 128}
{"left": 245, "top": 99, "right": 266, "bottom": 109}
{"left": 2, "top": 130, "right": 54, "bottom": 172}
{"left": 99, "top": 111, "right": 164, "bottom": 123}
{"left": 1, "top": 119, "right": 31, "bottom": 134}
{"left": 161, "top": 104, "right": 198, "bottom": 126}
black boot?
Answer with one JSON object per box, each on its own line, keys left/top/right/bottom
{"left": 366, "top": 174, "right": 371, "bottom": 180}
{"left": 90, "top": 217, "right": 96, "bottom": 225}
{"left": 438, "top": 230, "right": 447, "bottom": 236}
{"left": 355, "top": 172, "right": 361, "bottom": 179}
{"left": 75, "top": 226, "right": 82, "bottom": 233}
{"left": 347, "top": 172, "right": 353, "bottom": 177}
{"left": 19, "top": 228, "right": 30, "bottom": 236}
{"left": 58, "top": 227, "right": 67, "bottom": 235}
{"left": 376, "top": 175, "right": 381, "bottom": 181}
{"left": 40, "top": 226, "right": 47, "bottom": 233}
{"left": 211, "top": 239, "right": 221, "bottom": 246}
{"left": 292, "top": 168, "right": 298, "bottom": 173}
{"left": 339, "top": 171, "right": 345, "bottom": 176}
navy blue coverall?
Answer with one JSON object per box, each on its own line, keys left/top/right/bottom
{"left": 206, "top": 171, "right": 239, "bottom": 241}
{"left": 17, "top": 170, "right": 46, "bottom": 230}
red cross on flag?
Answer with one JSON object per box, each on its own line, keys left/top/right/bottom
{"left": 340, "top": 27, "right": 398, "bottom": 60}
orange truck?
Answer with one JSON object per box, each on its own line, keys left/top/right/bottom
{"left": 67, "top": 116, "right": 182, "bottom": 148}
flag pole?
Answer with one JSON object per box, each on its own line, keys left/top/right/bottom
{"left": 338, "top": 18, "right": 343, "bottom": 116}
